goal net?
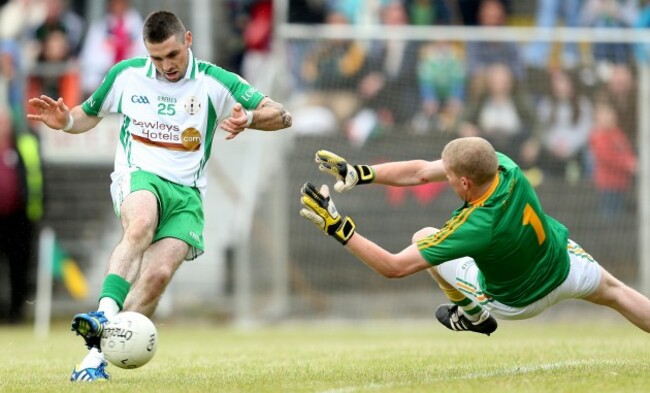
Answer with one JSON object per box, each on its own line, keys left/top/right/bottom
{"left": 260, "top": 22, "right": 650, "bottom": 321}
{"left": 32, "top": 16, "right": 650, "bottom": 326}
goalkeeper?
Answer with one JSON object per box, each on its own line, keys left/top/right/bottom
{"left": 300, "top": 137, "right": 650, "bottom": 335}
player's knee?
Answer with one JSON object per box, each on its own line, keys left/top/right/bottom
{"left": 585, "top": 268, "right": 623, "bottom": 306}
{"left": 146, "top": 267, "right": 174, "bottom": 292}
{"left": 124, "top": 216, "right": 156, "bottom": 244}
{"left": 411, "top": 227, "right": 438, "bottom": 243}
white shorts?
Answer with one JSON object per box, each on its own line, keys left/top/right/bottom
{"left": 435, "top": 240, "right": 602, "bottom": 320}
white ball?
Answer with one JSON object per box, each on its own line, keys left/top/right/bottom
{"left": 100, "top": 311, "right": 158, "bottom": 369}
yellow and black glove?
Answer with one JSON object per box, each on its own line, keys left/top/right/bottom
{"left": 315, "top": 150, "right": 375, "bottom": 193}
{"left": 300, "top": 182, "right": 356, "bottom": 245}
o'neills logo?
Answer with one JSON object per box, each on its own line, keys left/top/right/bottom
{"left": 102, "top": 327, "right": 133, "bottom": 340}
{"left": 181, "top": 128, "right": 201, "bottom": 151}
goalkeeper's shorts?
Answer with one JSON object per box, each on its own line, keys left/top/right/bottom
{"left": 436, "top": 239, "right": 602, "bottom": 321}
{"left": 110, "top": 169, "right": 204, "bottom": 261}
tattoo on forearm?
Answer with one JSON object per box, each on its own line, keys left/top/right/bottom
{"left": 263, "top": 101, "right": 292, "bottom": 128}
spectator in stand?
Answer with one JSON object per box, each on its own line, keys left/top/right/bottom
{"left": 226, "top": 1, "right": 247, "bottom": 76}
{"left": 404, "top": 0, "right": 453, "bottom": 25}
{"left": 347, "top": 1, "right": 421, "bottom": 145}
{"left": 329, "top": 0, "right": 379, "bottom": 25}
{"left": 241, "top": 0, "right": 274, "bottom": 95}
{"left": 285, "top": 0, "right": 328, "bottom": 92}
{"left": 79, "top": 0, "right": 146, "bottom": 96}
{"left": 465, "top": 0, "right": 523, "bottom": 99}
{"left": 457, "top": 62, "right": 539, "bottom": 169}
{"left": 414, "top": 40, "right": 466, "bottom": 134}
{"left": 405, "top": 0, "right": 459, "bottom": 134}
{"left": 1, "top": 0, "right": 47, "bottom": 114}
{"left": 0, "top": 39, "right": 24, "bottom": 112}
{"left": 524, "top": 0, "right": 583, "bottom": 70}
{"left": 595, "top": 63, "right": 638, "bottom": 146}
{"left": 288, "top": 0, "right": 328, "bottom": 23}
{"left": 635, "top": 0, "right": 650, "bottom": 62}
{"left": 457, "top": 0, "right": 511, "bottom": 25}
{"left": 27, "top": 0, "right": 84, "bottom": 106}
{"left": 0, "top": 0, "right": 46, "bottom": 43}
{"left": 580, "top": 0, "right": 639, "bottom": 68}
{"left": 293, "top": 11, "right": 366, "bottom": 135}
{"left": 32, "top": 0, "right": 83, "bottom": 57}
{"left": 589, "top": 100, "right": 637, "bottom": 218}
{"left": 537, "top": 69, "right": 593, "bottom": 181}
{"left": 0, "top": 104, "right": 44, "bottom": 324}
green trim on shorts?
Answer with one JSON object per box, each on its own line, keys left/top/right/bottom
{"left": 124, "top": 170, "right": 205, "bottom": 260}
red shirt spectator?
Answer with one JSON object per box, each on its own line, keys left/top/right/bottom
{"left": 589, "top": 102, "right": 636, "bottom": 191}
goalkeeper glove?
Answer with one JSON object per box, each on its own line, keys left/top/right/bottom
{"left": 315, "top": 150, "right": 375, "bottom": 193}
{"left": 300, "top": 182, "right": 356, "bottom": 245}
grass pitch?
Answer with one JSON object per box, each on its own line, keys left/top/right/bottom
{"left": 1, "top": 316, "right": 649, "bottom": 393}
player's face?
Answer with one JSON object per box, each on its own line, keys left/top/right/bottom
{"left": 146, "top": 31, "right": 192, "bottom": 82}
{"left": 443, "top": 160, "right": 469, "bottom": 202}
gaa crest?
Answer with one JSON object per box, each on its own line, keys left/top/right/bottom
{"left": 184, "top": 96, "right": 201, "bottom": 115}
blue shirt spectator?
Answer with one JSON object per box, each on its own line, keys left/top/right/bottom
{"left": 523, "top": 0, "right": 583, "bottom": 69}
{"left": 580, "top": 0, "right": 639, "bottom": 64}
{"left": 465, "top": 0, "right": 524, "bottom": 98}
{"left": 0, "top": 39, "right": 24, "bottom": 114}
{"left": 635, "top": 2, "right": 650, "bottom": 62}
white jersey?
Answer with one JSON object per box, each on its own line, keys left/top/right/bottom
{"left": 81, "top": 50, "right": 266, "bottom": 196}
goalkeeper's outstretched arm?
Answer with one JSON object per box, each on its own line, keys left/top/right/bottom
{"left": 344, "top": 231, "right": 431, "bottom": 278}
{"left": 372, "top": 159, "right": 447, "bottom": 187}
{"left": 300, "top": 182, "right": 431, "bottom": 278}
{"left": 315, "top": 150, "right": 448, "bottom": 191}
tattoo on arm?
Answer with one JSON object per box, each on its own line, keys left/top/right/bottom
{"left": 262, "top": 100, "right": 292, "bottom": 128}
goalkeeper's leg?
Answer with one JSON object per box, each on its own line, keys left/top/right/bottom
{"left": 428, "top": 264, "right": 497, "bottom": 335}
{"left": 412, "top": 227, "right": 497, "bottom": 335}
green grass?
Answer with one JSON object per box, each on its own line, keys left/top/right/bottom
{"left": 1, "top": 318, "right": 649, "bottom": 392}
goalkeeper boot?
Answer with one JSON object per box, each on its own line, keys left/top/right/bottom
{"left": 71, "top": 311, "right": 108, "bottom": 350}
{"left": 435, "top": 304, "right": 497, "bottom": 336}
{"left": 70, "top": 361, "right": 110, "bottom": 382}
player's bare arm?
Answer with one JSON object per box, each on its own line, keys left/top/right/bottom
{"left": 300, "top": 182, "right": 430, "bottom": 277}
{"left": 373, "top": 159, "right": 447, "bottom": 186}
{"left": 315, "top": 150, "right": 447, "bottom": 193}
{"left": 27, "top": 95, "right": 101, "bottom": 134}
{"left": 257, "top": 98, "right": 292, "bottom": 130}
{"left": 345, "top": 233, "right": 431, "bottom": 278}
{"left": 220, "top": 97, "right": 292, "bottom": 140}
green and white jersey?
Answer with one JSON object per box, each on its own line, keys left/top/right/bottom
{"left": 81, "top": 50, "right": 265, "bottom": 196}
{"left": 417, "top": 153, "right": 570, "bottom": 307}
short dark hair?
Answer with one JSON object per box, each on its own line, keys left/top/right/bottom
{"left": 143, "top": 11, "right": 186, "bottom": 44}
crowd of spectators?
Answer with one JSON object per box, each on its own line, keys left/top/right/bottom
{"left": 0, "top": 0, "right": 145, "bottom": 116}
{"left": 0, "top": 0, "right": 644, "bottom": 323}
{"left": 0, "top": 0, "right": 644, "bottom": 221}
{"left": 284, "top": 0, "right": 644, "bottom": 217}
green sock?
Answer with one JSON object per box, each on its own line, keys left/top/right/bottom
{"left": 99, "top": 274, "right": 131, "bottom": 310}
{"left": 453, "top": 297, "right": 484, "bottom": 322}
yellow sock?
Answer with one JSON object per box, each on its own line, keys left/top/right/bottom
{"left": 438, "top": 280, "right": 467, "bottom": 302}
{"left": 437, "top": 281, "right": 484, "bottom": 321}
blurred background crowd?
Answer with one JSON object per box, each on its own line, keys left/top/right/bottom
{"left": 285, "top": 0, "right": 644, "bottom": 192}
{"left": 1, "top": 0, "right": 648, "bottom": 325}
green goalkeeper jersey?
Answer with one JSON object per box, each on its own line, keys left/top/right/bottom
{"left": 417, "top": 153, "right": 570, "bottom": 307}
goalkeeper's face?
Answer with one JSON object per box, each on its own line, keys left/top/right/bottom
{"left": 444, "top": 160, "right": 470, "bottom": 202}
{"left": 146, "top": 31, "right": 193, "bottom": 83}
